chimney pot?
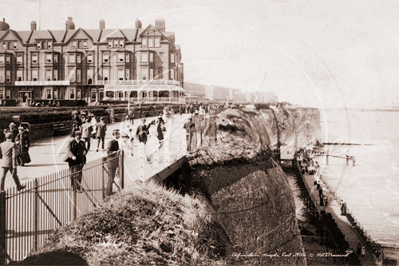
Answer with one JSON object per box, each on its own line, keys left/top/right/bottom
{"left": 100, "top": 19, "right": 105, "bottom": 30}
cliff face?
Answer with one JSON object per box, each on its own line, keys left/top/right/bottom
{"left": 185, "top": 107, "right": 321, "bottom": 265}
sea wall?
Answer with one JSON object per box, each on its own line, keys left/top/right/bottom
{"left": 185, "top": 107, "right": 321, "bottom": 265}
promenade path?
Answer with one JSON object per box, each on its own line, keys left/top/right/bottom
{"left": 4, "top": 114, "right": 191, "bottom": 190}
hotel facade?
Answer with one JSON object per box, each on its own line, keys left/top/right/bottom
{"left": 0, "top": 17, "right": 184, "bottom": 104}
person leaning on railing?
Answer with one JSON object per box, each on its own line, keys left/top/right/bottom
{"left": 105, "top": 129, "right": 120, "bottom": 196}
{"left": 64, "top": 130, "right": 87, "bottom": 192}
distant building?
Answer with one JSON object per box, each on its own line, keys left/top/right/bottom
{"left": 184, "top": 82, "right": 205, "bottom": 96}
{"left": 0, "top": 17, "right": 184, "bottom": 104}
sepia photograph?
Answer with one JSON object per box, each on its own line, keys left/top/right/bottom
{"left": 0, "top": 0, "right": 398, "bottom": 265}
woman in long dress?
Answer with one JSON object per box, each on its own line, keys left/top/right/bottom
{"left": 146, "top": 120, "right": 159, "bottom": 163}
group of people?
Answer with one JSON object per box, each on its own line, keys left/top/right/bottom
{"left": 0, "top": 122, "right": 30, "bottom": 192}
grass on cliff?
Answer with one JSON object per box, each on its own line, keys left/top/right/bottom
{"left": 11, "top": 181, "right": 229, "bottom": 266}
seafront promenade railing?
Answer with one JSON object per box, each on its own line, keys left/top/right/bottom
{"left": 0, "top": 113, "right": 218, "bottom": 264}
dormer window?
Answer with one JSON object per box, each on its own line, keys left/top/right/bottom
{"left": 72, "top": 41, "right": 77, "bottom": 48}
{"left": 142, "top": 38, "right": 147, "bottom": 47}
{"left": 118, "top": 53, "right": 124, "bottom": 62}
{"left": 37, "top": 41, "right": 41, "bottom": 49}
{"left": 87, "top": 54, "right": 93, "bottom": 63}
{"left": 84, "top": 41, "right": 88, "bottom": 48}
{"left": 113, "top": 40, "right": 118, "bottom": 48}
{"left": 13, "top": 42, "right": 17, "bottom": 49}
{"left": 46, "top": 54, "right": 52, "bottom": 63}
{"left": 108, "top": 40, "right": 112, "bottom": 48}
{"left": 48, "top": 41, "right": 52, "bottom": 49}
{"left": 120, "top": 40, "right": 124, "bottom": 47}
{"left": 103, "top": 54, "right": 109, "bottom": 63}
{"left": 2, "top": 42, "right": 7, "bottom": 49}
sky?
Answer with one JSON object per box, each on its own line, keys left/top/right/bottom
{"left": 1, "top": 0, "right": 399, "bottom": 109}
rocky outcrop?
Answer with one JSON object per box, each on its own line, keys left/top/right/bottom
{"left": 185, "top": 107, "right": 321, "bottom": 265}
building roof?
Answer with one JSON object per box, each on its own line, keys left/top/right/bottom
{"left": 101, "top": 29, "right": 125, "bottom": 40}
{"left": 84, "top": 29, "right": 101, "bottom": 42}
{"left": 30, "top": 30, "right": 53, "bottom": 40}
{"left": 64, "top": 29, "right": 77, "bottom": 43}
{"left": 49, "top": 30, "right": 66, "bottom": 43}
{"left": 0, "top": 31, "right": 6, "bottom": 40}
{"left": 120, "top": 29, "right": 137, "bottom": 42}
{"left": 17, "top": 31, "right": 32, "bottom": 44}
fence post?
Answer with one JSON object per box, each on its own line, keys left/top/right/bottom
{"left": 73, "top": 175, "right": 77, "bottom": 220}
{"left": 0, "top": 191, "right": 5, "bottom": 265}
{"left": 101, "top": 159, "right": 105, "bottom": 199}
{"left": 138, "top": 142, "right": 145, "bottom": 180}
{"left": 120, "top": 151, "right": 124, "bottom": 190}
{"left": 34, "top": 178, "right": 38, "bottom": 251}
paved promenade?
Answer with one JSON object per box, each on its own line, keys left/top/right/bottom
{"left": 4, "top": 114, "right": 190, "bottom": 190}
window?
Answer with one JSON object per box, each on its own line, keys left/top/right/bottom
{"left": 54, "top": 89, "right": 58, "bottom": 99}
{"left": 87, "top": 69, "right": 93, "bottom": 84}
{"left": 2, "top": 42, "right": 7, "bottom": 49}
{"left": 5, "top": 89, "right": 10, "bottom": 99}
{"left": 6, "top": 70, "right": 10, "bottom": 82}
{"left": 0, "top": 72, "right": 4, "bottom": 82}
{"left": 142, "top": 38, "right": 147, "bottom": 46}
{"left": 103, "top": 54, "right": 109, "bottom": 63}
{"left": 46, "top": 70, "right": 52, "bottom": 81}
{"left": 47, "top": 89, "right": 52, "bottom": 99}
{"left": 46, "top": 54, "right": 52, "bottom": 63}
{"left": 69, "top": 54, "right": 75, "bottom": 63}
{"left": 150, "top": 69, "right": 153, "bottom": 80}
{"left": 142, "top": 68, "right": 148, "bottom": 80}
{"left": 48, "top": 41, "right": 52, "bottom": 49}
{"left": 170, "top": 69, "right": 174, "bottom": 80}
{"left": 13, "top": 42, "right": 17, "bottom": 49}
{"left": 54, "top": 54, "right": 58, "bottom": 63}
{"left": 0, "top": 90, "right": 3, "bottom": 99}
{"left": 118, "top": 69, "right": 124, "bottom": 80}
{"left": 77, "top": 69, "right": 81, "bottom": 82}
{"left": 37, "top": 41, "right": 41, "bottom": 49}
{"left": 32, "top": 70, "right": 38, "bottom": 81}
{"left": 125, "top": 69, "right": 129, "bottom": 80}
{"left": 17, "top": 54, "right": 23, "bottom": 64}
{"left": 54, "top": 69, "right": 58, "bottom": 80}
{"left": 108, "top": 40, "right": 112, "bottom": 48}
{"left": 150, "top": 53, "right": 153, "bottom": 62}
{"left": 155, "top": 38, "right": 160, "bottom": 47}
{"left": 126, "top": 54, "right": 129, "bottom": 62}
{"left": 103, "top": 68, "right": 109, "bottom": 80}
{"left": 120, "top": 39, "right": 124, "bottom": 47}
{"left": 170, "top": 53, "right": 175, "bottom": 63}
{"left": 32, "top": 54, "right": 38, "bottom": 63}
{"left": 114, "top": 39, "right": 118, "bottom": 47}
{"left": 72, "top": 41, "right": 77, "bottom": 48}
{"left": 84, "top": 41, "right": 88, "bottom": 48}
{"left": 0, "top": 55, "right": 4, "bottom": 63}
{"left": 5, "top": 55, "right": 10, "bottom": 64}
{"left": 118, "top": 53, "right": 124, "bottom": 62}
{"left": 87, "top": 54, "right": 93, "bottom": 63}
{"left": 69, "top": 69, "right": 75, "bottom": 82}
{"left": 149, "top": 38, "right": 153, "bottom": 47}
{"left": 69, "top": 88, "right": 75, "bottom": 99}
{"left": 77, "top": 54, "right": 81, "bottom": 63}
{"left": 142, "top": 52, "right": 148, "bottom": 62}
{"left": 17, "top": 70, "right": 22, "bottom": 81}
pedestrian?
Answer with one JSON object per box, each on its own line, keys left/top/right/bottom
{"left": 64, "top": 131, "right": 87, "bottom": 192}
{"left": 9, "top": 122, "right": 18, "bottom": 142}
{"left": 129, "top": 107, "right": 135, "bottom": 125}
{"left": 179, "top": 105, "right": 183, "bottom": 115}
{"left": 90, "top": 113, "right": 97, "bottom": 139}
{"left": 136, "top": 119, "right": 148, "bottom": 144}
{"left": 146, "top": 120, "right": 159, "bottom": 163}
{"left": 105, "top": 129, "right": 120, "bottom": 196}
{"left": 15, "top": 127, "right": 31, "bottom": 166}
{"left": 0, "top": 132, "right": 26, "bottom": 192}
{"left": 183, "top": 118, "right": 195, "bottom": 151}
{"left": 80, "top": 118, "right": 92, "bottom": 151}
{"left": 71, "top": 111, "right": 81, "bottom": 137}
{"left": 95, "top": 117, "right": 107, "bottom": 152}
{"left": 361, "top": 246, "right": 365, "bottom": 257}
{"left": 157, "top": 118, "right": 165, "bottom": 148}
{"left": 119, "top": 132, "right": 133, "bottom": 157}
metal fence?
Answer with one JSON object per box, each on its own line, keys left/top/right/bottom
{"left": 0, "top": 154, "right": 124, "bottom": 265}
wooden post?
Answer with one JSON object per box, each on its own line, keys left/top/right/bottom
{"left": 101, "top": 159, "right": 105, "bottom": 199}
{"left": 120, "top": 150, "right": 124, "bottom": 189}
{"left": 34, "top": 179, "right": 38, "bottom": 251}
{"left": 0, "top": 191, "right": 6, "bottom": 265}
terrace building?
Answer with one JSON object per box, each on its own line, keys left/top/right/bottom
{"left": 0, "top": 17, "right": 184, "bottom": 105}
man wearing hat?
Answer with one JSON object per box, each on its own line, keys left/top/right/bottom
{"left": 65, "top": 130, "right": 87, "bottom": 192}
{"left": 105, "top": 129, "right": 120, "bottom": 196}
{"left": 9, "top": 122, "right": 18, "bottom": 142}
{"left": 0, "top": 132, "right": 26, "bottom": 191}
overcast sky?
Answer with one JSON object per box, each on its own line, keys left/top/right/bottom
{"left": 1, "top": 0, "right": 399, "bottom": 109}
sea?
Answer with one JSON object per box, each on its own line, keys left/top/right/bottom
{"left": 319, "top": 108, "right": 399, "bottom": 260}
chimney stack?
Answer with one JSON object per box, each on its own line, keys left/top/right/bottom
{"left": 31, "top": 21, "right": 37, "bottom": 31}
{"left": 65, "top": 17, "right": 75, "bottom": 30}
{"left": 135, "top": 19, "right": 142, "bottom": 29}
{"left": 155, "top": 19, "right": 165, "bottom": 33}
{"left": 100, "top": 19, "right": 105, "bottom": 30}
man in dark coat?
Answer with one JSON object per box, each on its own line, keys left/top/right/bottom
{"left": 0, "top": 132, "right": 25, "bottom": 191}
{"left": 65, "top": 131, "right": 87, "bottom": 192}
{"left": 183, "top": 118, "right": 195, "bottom": 151}
{"left": 136, "top": 119, "right": 148, "bottom": 144}
{"left": 105, "top": 129, "right": 120, "bottom": 196}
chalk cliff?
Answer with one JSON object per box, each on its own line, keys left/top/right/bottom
{"left": 186, "top": 107, "right": 321, "bottom": 265}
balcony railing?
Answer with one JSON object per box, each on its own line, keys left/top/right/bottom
{"left": 14, "top": 80, "right": 70, "bottom": 86}
{"left": 97, "top": 80, "right": 180, "bottom": 86}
